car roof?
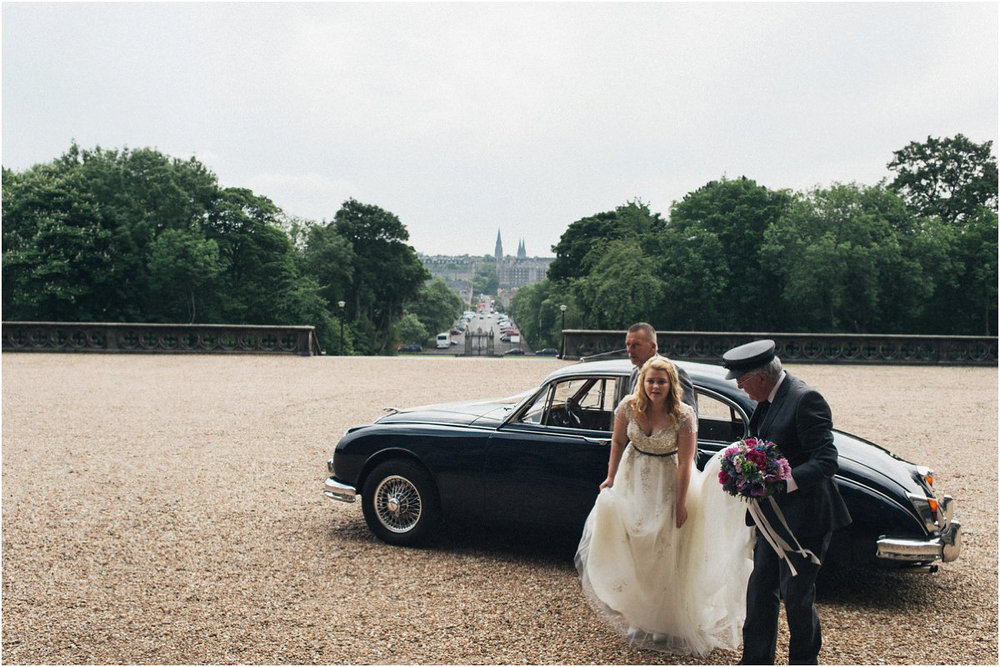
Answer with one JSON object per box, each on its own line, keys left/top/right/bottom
{"left": 544, "top": 358, "right": 732, "bottom": 384}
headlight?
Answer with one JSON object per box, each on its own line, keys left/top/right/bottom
{"left": 907, "top": 492, "right": 940, "bottom": 533}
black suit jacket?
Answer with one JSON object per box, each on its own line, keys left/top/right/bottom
{"left": 749, "top": 373, "right": 852, "bottom": 539}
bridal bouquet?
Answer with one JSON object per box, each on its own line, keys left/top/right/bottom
{"left": 718, "top": 437, "right": 791, "bottom": 500}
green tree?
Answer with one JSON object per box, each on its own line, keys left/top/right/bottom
{"left": 2, "top": 144, "right": 219, "bottom": 321}
{"left": 762, "top": 183, "right": 938, "bottom": 333}
{"left": 394, "top": 312, "right": 429, "bottom": 347}
{"left": 2, "top": 168, "right": 113, "bottom": 320}
{"left": 573, "top": 239, "right": 664, "bottom": 329}
{"left": 549, "top": 200, "right": 666, "bottom": 284}
{"left": 888, "top": 134, "right": 998, "bottom": 225}
{"left": 506, "top": 280, "right": 547, "bottom": 347}
{"left": 647, "top": 225, "right": 728, "bottom": 330}
{"left": 406, "top": 279, "right": 464, "bottom": 339}
{"left": 917, "top": 207, "right": 998, "bottom": 335}
{"left": 302, "top": 221, "right": 354, "bottom": 312}
{"left": 333, "top": 199, "right": 429, "bottom": 354}
{"left": 146, "top": 228, "right": 221, "bottom": 323}
{"left": 549, "top": 211, "right": 622, "bottom": 283}
{"left": 507, "top": 279, "right": 580, "bottom": 350}
{"left": 667, "top": 177, "right": 792, "bottom": 330}
{"left": 886, "top": 135, "right": 998, "bottom": 334}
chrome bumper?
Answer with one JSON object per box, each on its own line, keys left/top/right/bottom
{"left": 877, "top": 519, "right": 962, "bottom": 563}
{"left": 323, "top": 477, "right": 357, "bottom": 503}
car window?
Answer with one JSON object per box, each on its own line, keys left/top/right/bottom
{"left": 518, "top": 388, "right": 550, "bottom": 425}
{"left": 517, "top": 377, "right": 620, "bottom": 431}
{"left": 696, "top": 390, "right": 747, "bottom": 444}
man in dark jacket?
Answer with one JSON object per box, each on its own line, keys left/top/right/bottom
{"left": 722, "top": 340, "right": 851, "bottom": 665}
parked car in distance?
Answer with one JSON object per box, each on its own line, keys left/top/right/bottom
{"left": 396, "top": 344, "right": 422, "bottom": 353}
{"left": 535, "top": 348, "right": 559, "bottom": 356}
{"left": 502, "top": 348, "right": 525, "bottom": 356}
{"left": 323, "top": 359, "right": 961, "bottom": 572}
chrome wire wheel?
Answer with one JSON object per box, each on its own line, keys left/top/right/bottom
{"left": 373, "top": 474, "right": 423, "bottom": 533}
{"left": 362, "top": 459, "right": 440, "bottom": 545}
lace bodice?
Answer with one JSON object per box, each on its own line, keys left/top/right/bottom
{"left": 620, "top": 399, "right": 696, "bottom": 456}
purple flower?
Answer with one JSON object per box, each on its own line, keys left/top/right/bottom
{"left": 719, "top": 438, "right": 792, "bottom": 500}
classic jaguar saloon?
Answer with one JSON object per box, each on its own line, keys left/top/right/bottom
{"left": 324, "top": 359, "right": 961, "bottom": 570}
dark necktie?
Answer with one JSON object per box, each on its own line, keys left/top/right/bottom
{"left": 751, "top": 400, "right": 771, "bottom": 436}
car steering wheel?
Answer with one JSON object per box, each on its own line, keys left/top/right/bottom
{"left": 563, "top": 402, "right": 583, "bottom": 427}
{"left": 548, "top": 404, "right": 581, "bottom": 427}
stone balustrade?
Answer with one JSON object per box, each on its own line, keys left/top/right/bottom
{"left": 2, "top": 322, "right": 319, "bottom": 356}
{"left": 561, "top": 330, "right": 998, "bottom": 366}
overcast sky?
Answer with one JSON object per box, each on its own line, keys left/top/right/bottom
{"left": 3, "top": 2, "right": 997, "bottom": 257}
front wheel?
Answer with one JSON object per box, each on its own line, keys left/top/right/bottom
{"left": 361, "top": 459, "right": 441, "bottom": 546}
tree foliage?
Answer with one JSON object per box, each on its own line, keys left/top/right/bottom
{"left": 888, "top": 134, "right": 998, "bottom": 225}
{"left": 404, "top": 278, "right": 465, "bottom": 344}
{"left": 2, "top": 145, "right": 439, "bottom": 354}
{"left": 332, "top": 199, "right": 430, "bottom": 354}
{"left": 516, "top": 137, "right": 997, "bottom": 350}
{"left": 667, "top": 177, "right": 792, "bottom": 329}
{"left": 507, "top": 278, "right": 579, "bottom": 350}
{"left": 394, "top": 312, "right": 429, "bottom": 347}
{"left": 6, "top": 136, "right": 995, "bottom": 358}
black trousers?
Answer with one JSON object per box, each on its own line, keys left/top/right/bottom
{"left": 740, "top": 530, "right": 832, "bottom": 665}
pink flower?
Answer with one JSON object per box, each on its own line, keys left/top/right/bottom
{"left": 746, "top": 449, "right": 768, "bottom": 468}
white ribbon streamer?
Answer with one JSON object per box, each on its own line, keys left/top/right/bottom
{"left": 747, "top": 497, "right": 822, "bottom": 577}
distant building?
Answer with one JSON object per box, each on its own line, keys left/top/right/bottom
{"left": 496, "top": 256, "right": 552, "bottom": 289}
{"left": 419, "top": 255, "right": 483, "bottom": 305}
{"left": 420, "top": 230, "right": 553, "bottom": 307}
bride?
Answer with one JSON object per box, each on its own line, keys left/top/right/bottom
{"left": 575, "top": 356, "right": 754, "bottom": 657}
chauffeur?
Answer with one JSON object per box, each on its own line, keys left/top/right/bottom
{"left": 722, "top": 340, "right": 851, "bottom": 665}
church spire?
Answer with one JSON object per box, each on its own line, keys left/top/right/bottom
{"left": 495, "top": 229, "right": 503, "bottom": 261}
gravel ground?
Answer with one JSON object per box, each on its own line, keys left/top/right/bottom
{"left": 2, "top": 354, "right": 996, "bottom": 665}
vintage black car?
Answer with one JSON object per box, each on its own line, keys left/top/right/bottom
{"left": 324, "top": 359, "right": 961, "bottom": 570}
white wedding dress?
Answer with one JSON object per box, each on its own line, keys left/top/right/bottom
{"left": 575, "top": 400, "right": 754, "bottom": 657}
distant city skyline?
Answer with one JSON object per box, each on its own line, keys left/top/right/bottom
{"left": 423, "top": 228, "right": 552, "bottom": 259}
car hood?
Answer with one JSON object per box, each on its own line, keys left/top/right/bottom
{"left": 375, "top": 392, "right": 532, "bottom": 428}
{"left": 833, "top": 430, "right": 922, "bottom": 496}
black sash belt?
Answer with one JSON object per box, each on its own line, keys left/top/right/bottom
{"left": 631, "top": 445, "right": 678, "bottom": 457}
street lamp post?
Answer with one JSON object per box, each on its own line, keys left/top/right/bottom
{"left": 337, "top": 300, "right": 346, "bottom": 355}
{"left": 559, "top": 304, "right": 567, "bottom": 358}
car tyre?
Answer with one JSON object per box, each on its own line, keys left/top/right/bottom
{"left": 361, "top": 459, "right": 441, "bottom": 546}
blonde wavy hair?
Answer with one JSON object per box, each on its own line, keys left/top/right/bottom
{"left": 630, "top": 356, "right": 684, "bottom": 426}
